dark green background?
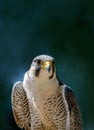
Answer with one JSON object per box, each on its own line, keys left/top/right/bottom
{"left": 0, "top": 0, "right": 94, "bottom": 130}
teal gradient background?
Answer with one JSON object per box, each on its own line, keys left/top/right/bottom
{"left": 0, "top": 0, "right": 94, "bottom": 130}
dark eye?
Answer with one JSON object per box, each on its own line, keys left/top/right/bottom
{"left": 34, "top": 59, "right": 42, "bottom": 65}
{"left": 52, "top": 59, "right": 55, "bottom": 64}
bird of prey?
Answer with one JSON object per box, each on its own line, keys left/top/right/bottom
{"left": 11, "top": 55, "right": 82, "bottom": 130}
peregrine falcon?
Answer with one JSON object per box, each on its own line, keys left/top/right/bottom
{"left": 11, "top": 55, "right": 82, "bottom": 130}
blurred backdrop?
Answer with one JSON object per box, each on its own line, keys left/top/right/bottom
{"left": 0, "top": 0, "right": 94, "bottom": 130}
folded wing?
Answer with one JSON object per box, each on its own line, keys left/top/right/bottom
{"left": 64, "top": 85, "right": 83, "bottom": 130}
{"left": 11, "top": 81, "right": 31, "bottom": 130}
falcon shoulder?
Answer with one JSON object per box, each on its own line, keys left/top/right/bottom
{"left": 11, "top": 81, "right": 31, "bottom": 130}
{"left": 64, "top": 85, "right": 83, "bottom": 130}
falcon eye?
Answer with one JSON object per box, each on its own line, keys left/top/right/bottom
{"left": 34, "top": 59, "right": 42, "bottom": 65}
{"left": 52, "top": 59, "right": 55, "bottom": 64}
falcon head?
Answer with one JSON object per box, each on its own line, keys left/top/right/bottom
{"left": 28, "top": 55, "right": 56, "bottom": 81}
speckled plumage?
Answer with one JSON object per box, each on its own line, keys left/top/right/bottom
{"left": 11, "top": 55, "right": 82, "bottom": 130}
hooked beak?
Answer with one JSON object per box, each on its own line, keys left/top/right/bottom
{"left": 43, "top": 61, "right": 52, "bottom": 73}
